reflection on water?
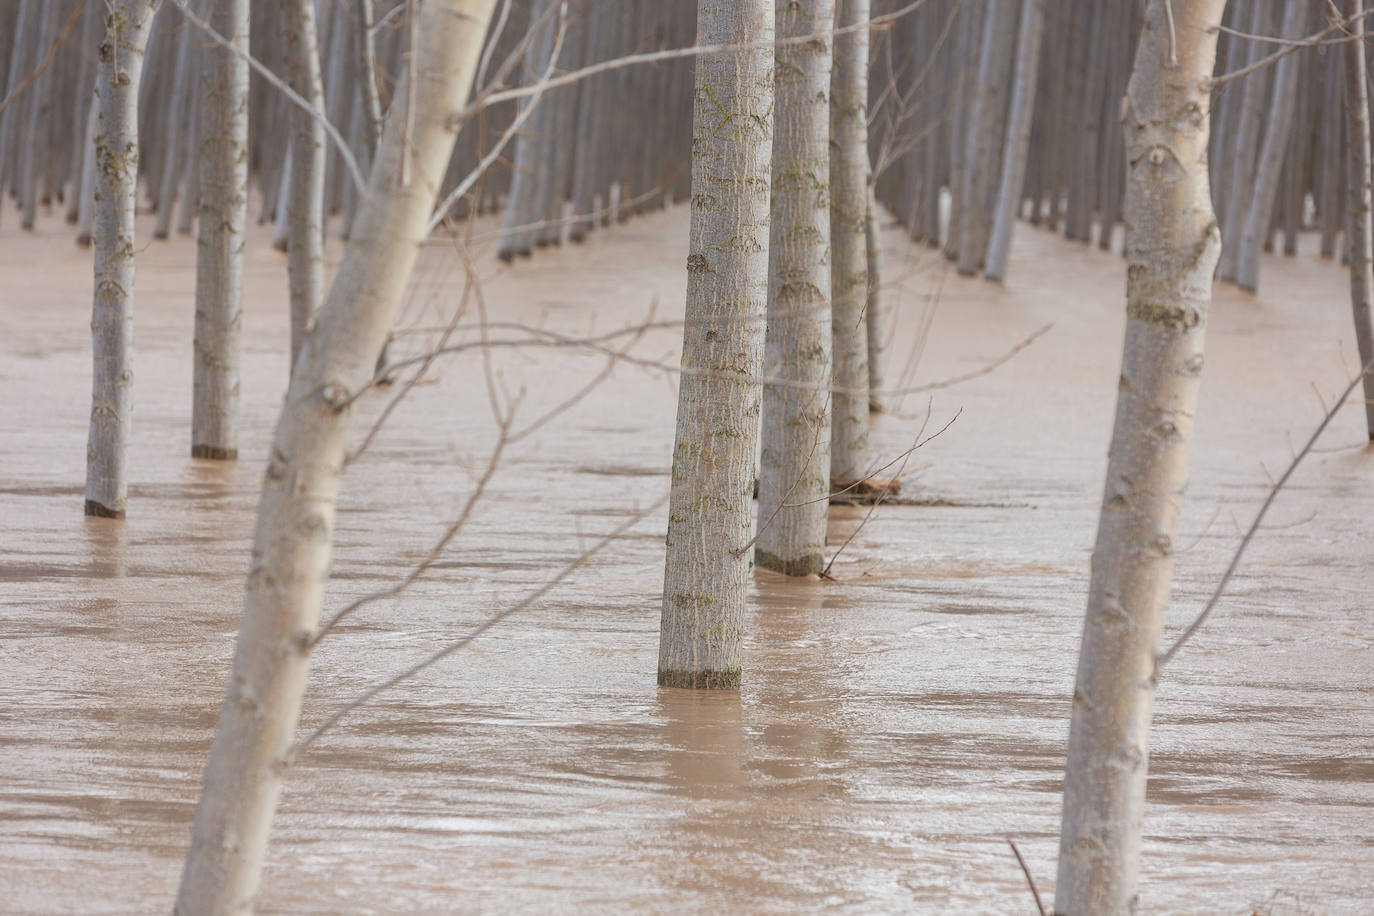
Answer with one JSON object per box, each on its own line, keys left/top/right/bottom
{"left": 2, "top": 207, "right": 1373, "bottom": 912}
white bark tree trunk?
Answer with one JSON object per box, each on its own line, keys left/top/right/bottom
{"left": 191, "top": 0, "right": 249, "bottom": 460}
{"left": 1054, "top": 2, "right": 1225, "bottom": 912}
{"left": 756, "top": 0, "right": 834, "bottom": 577}
{"left": 657, "top": 0, "right": 774, "bottom": 688}
{"left": 282, "top": 0, "right": 327, "bottom": 372}
{"left": 175, "top": 2, "right": 497, "bottom": 911}
{"left": 828, "top": 0, "right": 871, "bottom": 482}
{"left": 84, "top": 0, "right": 159, "bottom": 519}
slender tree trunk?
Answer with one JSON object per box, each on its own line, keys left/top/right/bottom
{"left": 865, "top": 182, "right": 883, "bottom": 407}
{"left": 985, "top": 0, "right": 1046, "bottom": 281}
{"left": 17, "top": 0, "right": 59, "bottom": 230}
{"left": 84, "top": 0, "right": 159, "bottom": 519}
{"left": 191, "top": 0, "right": 249, "bottom": 460}
{"left": 658, "top": 0, "right": 774, "bottom": 688}
{"left": 154, "top": 0, "right": 201, "bottom": 239}
{"left": 756, "top": 0, "right": 834, "bottom": 578}
{"left": 74, "top": 90, "right": 99, "bottom": 246}
{"left": 1217, "top": 0, "right": 1274, "bottom": 281}
{"left": 175, "top": 2, "right": 497, "bottom": 910}
{"left": 1235, "top": 0, "right": 1308, "bottom": 292}
{"left": 829, "top": 0, "right": 871, "bottom": 482}
{"left": 1055, "top": 2, "right": 1225, "bottom": 912}
{"left": 283, "top": 0, "right": 327, "bottom": 372}
{"left": 956, "top": 0, "right": 1017, "bottom": 274}
{"left": 1344, "top": 0, "right": 1374, "bottom": 439}
{"left": 352, "top": 0, "right": 382, "bottom": 163}
{"left": 497, "top": 0, "right": 555, "bottom": 261}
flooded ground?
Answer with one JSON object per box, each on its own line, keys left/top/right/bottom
{"left": 2, "top": 200, "right": 1372, "bottom": 914}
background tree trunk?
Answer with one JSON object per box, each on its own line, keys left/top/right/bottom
{"left": 829, "top": 0, "right": 871, "bottom": 482}
{"left": 1234, "top": 0, "right": 1308, "bottom": 292}
{"left": 985, "top": 0, "right": 1045, "bottom": 282}
{"left": 1344, "top": 0, "right": 1374, "bottom": 439}
{"left": 84, "top": 0, "right": 159, "bottom": 519}
{"left": 756, "top": 0, "right": 834, "bottom": 578}
{"left": 1055, "top": 1, "right": 1225, "bottom": 912}
{"left": 657, "top": 0, "right": 774, "bottom": 688}
{"left": 191, "top": 0, "right": 249, "bottom": 460}
{"left": 282, "top": 0, "right": 327, "bottom": 372}
{"left": 175, "top": 1, "right": 497, "bottom": 910}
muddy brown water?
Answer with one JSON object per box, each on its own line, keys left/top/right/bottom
{"left": 2, "top": 202, "right": 1372, "bottom": 914}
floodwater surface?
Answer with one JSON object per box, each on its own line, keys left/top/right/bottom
{"left": 1, "top": 203, "right": 1372, "bottom": 914}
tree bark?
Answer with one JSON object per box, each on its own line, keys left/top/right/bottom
{"left": 658, "top": 0, "right": 774, "bottom": 688}
{"left": 756, "top": 0, "right": 834, "bottom": 578}
{"left": 829, "top": 0, "right": 871, "bottom": 481}
{"left": 985, "top": 0, "right": 1046, "bottom": 282}
{"left": 175, "top": 1, "right": 497, "bottom": 910}
{"left": 84, "top": 0, "right": 159, "bottom": 519}
{"left": 282, "top": 0, "right": 327, "bottom": 372}
{"left": 1055, "top": 1, "right": 1225, "bottom": 912}
{"left": 191, "top": 0, "right": 249, "bottom": 460}
{"left": 1344, "top": 0, "right": 1374, "bottom": 439}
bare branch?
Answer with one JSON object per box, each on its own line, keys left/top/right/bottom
{"left": 292, "top": 493, "right": 667, "bottom": 759}
{"left": 165, "top": 0, "right": 367, "bottom": 193}
{"left": 1156, "top": 356, "right": 1374, "bottom": 672}
{"left": 1206, "top": 7, "right": 1374, "bottom": 89}
{"left": 1007, "top": 837, "right": 1048, "bottom": 916}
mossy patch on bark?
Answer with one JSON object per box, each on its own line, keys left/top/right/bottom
{"left": 657, "top": 668, "right": 742, "bottom": 689}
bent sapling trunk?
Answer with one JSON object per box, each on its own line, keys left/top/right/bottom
{"left": 175, "top": 2, "right": 497, "bottom": 910}
{"left": 1055, "top": 1, "right": 1225, "bottom": 912}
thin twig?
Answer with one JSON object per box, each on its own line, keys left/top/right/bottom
{"left": 820, "top": 408, "right": 960, "bottom": 578}
{"left": 1156, "top": 356, "right": 1374, "bottom": 671}
{"left": 292, "top": 494, "right": 667, "bottom": 759}
{"left": 1206, "top": 8, "right": 1374, "bottom": 89}
{"left": 445, "top": 0, "right": 933, "bottom": 129}
{"left": 312, "top": 399, "right": 519, "bottom": 646}
{"left": 1007, "top": 838, "right": 1048, "bottom": 916}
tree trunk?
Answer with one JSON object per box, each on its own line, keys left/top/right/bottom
{"left": 985, "top": 0, "right": 1046, "bottom": 282}
{"left": 154, "top": 0, "right": 201, "bottom": 240}
{"left": 84, "top": 0, "right": 159, "bottom": 519}
{"left": 16, "top": 0, "right": 59, "bottom": 230}
{"left": 1234, "top": 0, "right": 1308, "bottom": 292}
{"left": 1344, "top": 0, "right": 1374, "bottom": 439}
{"left": 191, "top": 0, "right": 249, "bottom": 460}
{"left": 956, "top": 0, "right": 1017, "bottom": 275}
{"left": 175, "top": 1, "right": 497, "bottom": 910}
{"left": 657, "top": 0, "right": 774, "bottom": 688}
{"left": 283, "top": 0, "right": 327, "bottom": 372}
{"left": 865, "top": 182, "right": 883, "bottom": 406}
{"left": 756, "top": 0, "right": 834, "bottom": 578}
{"left": 1217, "top": 0, "right": 1275, "bottom": 281}
{"left": 1054, "top": 1, "right": 1225, "bottom": 912}
{"left": 829, "top": 0, "right": 871, "bottom": 481}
